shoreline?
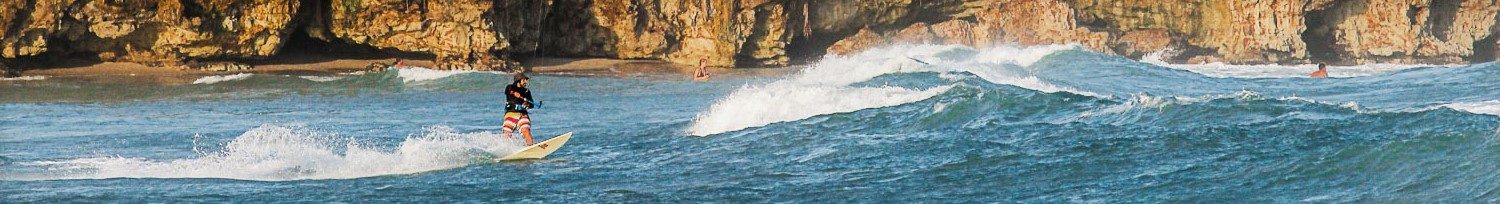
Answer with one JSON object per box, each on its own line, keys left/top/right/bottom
{"left": 4, "top": 57, "right": 791, "bottom": 84}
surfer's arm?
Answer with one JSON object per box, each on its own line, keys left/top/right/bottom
{"left": 506, "top": 90, "right": 533, "bottom": 108}
{"left": 517, "top": 91, "right": 535, "bottom": 108}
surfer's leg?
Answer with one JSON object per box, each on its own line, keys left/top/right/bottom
{"left": 502, "top": 124, "right": 514, "bottom": 138}
{"left": 502, "top": 113, "right": 519, "bottom": 138}
{"left": 519, "top": 115, "right": 533, "bottom": 145}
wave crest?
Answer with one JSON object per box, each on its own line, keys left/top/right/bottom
{"left": 688, "top": 44, "right": 1089, "bottom": 136}
{"left": 192, "top": 73, "right": 254, "bottom": 84}
{"left": 1141, "top": 50, "right": 1455, "bottom": 78}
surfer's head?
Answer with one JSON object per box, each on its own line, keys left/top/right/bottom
{"left": 513, "top": 73, "right": 529, "bottom": 87}
{"left": 1318, "top": 63, "right": 1327, "bottom": 70}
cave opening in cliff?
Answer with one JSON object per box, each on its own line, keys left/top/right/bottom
{"left": 250, "top": 0, "right": 433, "bottom": 66}
{"left": 783, "top": 0, "right": 839, "bottom": 65}
{"left": 6, "top": 43, "right": 96, "bottom": 71}
{"left": 1471, "top": 35, "right": 1497, "bottom": 63}
{"left": 1301, "top": 4, "right": 1342, "bottom": 64}
{"left": 1426, "top": 0, "right": 1461, "bottom": 41}
{"left": 253, "top": 28, "right": 435, "bottom": 66}
{"left": 783, "top": 0, "right": 964, "bottom": 64}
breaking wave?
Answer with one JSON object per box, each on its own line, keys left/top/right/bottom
{"left": 689, "top": 44, "right": 1093, "bottom": 136}
{"left": 690, "top": 44, "right": 1500, "bottom": 136}
{"left": 192, "top": 73, "right": 254, "bottom": 84}
{"left": 4, "top": 125, "right": 527, "bottom": 181}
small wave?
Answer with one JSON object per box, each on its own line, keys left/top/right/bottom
{"left": 959, "top": 67, "right": 1104, "bottom": 97}
{"left": 1073, "top": 90, "right": 1378, "bottom": 121}
{"left": 1443, "top": 101, "right": 1500, "bottom": 116}
{"left": 192, "top": 73, "right": 254, "bottom": 84}
{"left": 1141, "top": 50, "right": 1454, "bottom": 78}
{"left": 396, "top": 67, "right": 501, "bottom": 83}
{"left": 7, "top": 125, "right": 526, "bottom": 181}
{"left": 0, "top": 76, "right": 46, "bottom": 81}
{"left": 910, "top": 44, "right": 1101, "bottom": 97}
{"left": 1078, "top": 94, "right": 1171, "bottom": 118}
{"left": 297, "top": 76, "right": 345, "bottom": 82}
{"left": 974, "top": 44, "right": 1085, "bottom": 67}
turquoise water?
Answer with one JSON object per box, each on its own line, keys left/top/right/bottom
{"left": 3, "top": 44, "right": 1499, "bottom": 202}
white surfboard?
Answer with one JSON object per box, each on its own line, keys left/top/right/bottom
{"left": 498, "top": 132, "right": 573, "bottom": 161}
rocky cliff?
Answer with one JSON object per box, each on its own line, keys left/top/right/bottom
{"left": 1, "top": 0, "right": 299, "bottom": 66}
{"left": 2, "top": 0, "right": 1498, "bottom": 71}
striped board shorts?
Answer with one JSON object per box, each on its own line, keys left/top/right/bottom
{"left": 503, "top": 112, "right": 531, "bottom": 131}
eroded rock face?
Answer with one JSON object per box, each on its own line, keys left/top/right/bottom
{"left": 824, "top": 0, "right": 1112, "bottom": 56}
{"left": 74, "top": 0, "right": 299, "bottom": 66}
{"left": 543, "top": 0, "right": 671, "bottom": 60}
{"left": 543, "top": 0, "right": 766, "bottom": 67}
{"left": 0, "top": 0, "right": 299, "bottom": 67}
{"left": 1066, "top": 0, "right": 1500, "bottom": 64}
{"left": 1067, "top": 0, "right": 1311, "bottom": 64}
{"left": 328, "top": 0, "right": 508, "bottom": 70}
{"left": 2, "top": 0, "right": 1500, "bottom": 69}
{"left": 493, "top": 0, "right": 553, "bottom": 55}
{"left": 0, "top": 0, "right": 65, "bottom": 58}
{"left": 981, "top": 0, "right": 1110, "bottom": 51}
{"left": 1311, "top": 0, "right": 1499, "bottom": 64}
{"left": 734, "top": 2, "right": 792, "bottom": 66}
{"left": 1115, "top": 29, "right": 1172, "bottom": 59}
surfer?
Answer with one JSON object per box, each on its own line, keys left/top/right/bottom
{"left": 693, "top": 59, "right": 711, "bottom": 81}
{"left": 1310, "top": 63, "right": 1329, "bottom": 78}
{"left": 503, "top": 73, "right": 537, "bottom": 145}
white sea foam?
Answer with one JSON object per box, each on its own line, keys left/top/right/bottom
{"left": 1077, "top": 94, "right": 1171, "bottom": 118}
{"left": 973, "top": 44, "right": 1084, "bottom": 67}
{"left": 688, "top": 44, "right": 1088, "bottom": 136}
{"left": 192, "top": 73, "right": 254, "bottom": 84}
{"left": 9, "top": 125, "right": 526, "bottom": 181}
{"left": 1443, "top": 100, "right": 1500, "bottom": 116}
{"left": 297, "top": 76, "right": 345, "bottom": 82}
{"left": 395, "top": 67, "right": 503, "bottom": 83}
{"left": 1141, "top": 50, "right": 1454, "bottom": 78}
{"left": 397, "top": 67, "right": 469, "bottom": 82}
{"left": 689, "top": 84, "right": 953, "bottom": 136}
{"left": 0, "top": 76, "right": 46, "bottom": 81}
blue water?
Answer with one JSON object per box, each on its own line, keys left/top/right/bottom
{"left": 3, "top": 44, "right": 1499, "bottom": 202}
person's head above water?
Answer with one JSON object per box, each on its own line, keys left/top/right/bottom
{"left": 513, "top": 73, "right": 529, "bottom": 87}
{"left": 1310, "top": 63, "right": 1330, "bottom": 78}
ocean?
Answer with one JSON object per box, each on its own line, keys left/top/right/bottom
{"left": 3, "top": 44, "right": 1498, "bottom": 202}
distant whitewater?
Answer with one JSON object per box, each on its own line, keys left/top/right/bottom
{"left": 1140, "top": 50, "right": 1457, "bottom": 78}
{"left": 192, "top": 73, "right": 254, "bottom": 84}
{"left": 0, "top": 76, "right": 46, "bottom": 81}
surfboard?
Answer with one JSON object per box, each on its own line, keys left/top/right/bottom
{"left": 498, "top": 132, "right": 573, "bottom": 161}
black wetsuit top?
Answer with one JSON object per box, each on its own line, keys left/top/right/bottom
{"left": 505, "top": 84, "right": 533, "bottom": 114}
